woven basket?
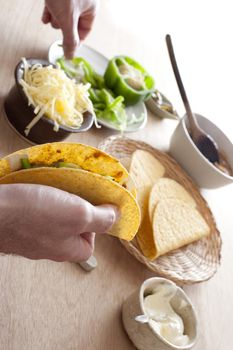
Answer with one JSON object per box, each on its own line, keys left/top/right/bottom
{"left": 99, "top": 136, "right": 222, "bottom": 284}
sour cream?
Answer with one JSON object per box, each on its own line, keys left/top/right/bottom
{"left": 143, "top": 283, "right": 190, "bottom": 347}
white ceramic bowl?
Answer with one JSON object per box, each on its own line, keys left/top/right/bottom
{"left": 169, "top": 114, "right": 233, "bottom": 188}
{"left": 122, "top": 277, "right": 197, "bottom": 350}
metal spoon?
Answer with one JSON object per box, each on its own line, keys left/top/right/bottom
{"left": 166, "top": 34, "right": 220, "bottom": 164}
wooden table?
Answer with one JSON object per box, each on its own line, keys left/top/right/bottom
{"left": 0, "top": 1, "right": 232, "bottom": 349}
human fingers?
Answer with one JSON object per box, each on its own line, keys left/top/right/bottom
{"left": 71, "top": 232, "right": 95, "bottom": 262}
{"left": 80, "top": 232, "right": 96, "bottom": 248}
{"left": 51, "top": 17, "right": 60, "bottom": 29}
{"left": 41, "top": 6, "right": 51, "bottom": 24}
{"left": 83, "top": 204, "right": 119, "bottom": 234}
{"left": 23, "top": 233, "right": 95, "bottom": 262}
{"left": 78, "top": 10, "right": 96, "bottom": 41}
{"left": 62, "top": 15, "right": 79, "bottom": 59}
{"left": 56, "top": 233, "right": 95, "bottom": 262}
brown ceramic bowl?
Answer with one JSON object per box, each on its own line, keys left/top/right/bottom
{"left": 4, "top": 58, "right": 94, "bottom": 144}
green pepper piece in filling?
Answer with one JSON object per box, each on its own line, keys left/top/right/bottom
{"left": 20, "top": 159, "right": 82, "bottom": 170}
{"left": 53, "top": 162, "right": 82, "bottom": 169}
{"left": 104, "top": 175, "right": 115, "bottom": 181}
{"left": 21, "top": 158, "right": 31, "bottom": 169}
{"left": 19, "top": 159, "right": 117, "bottom": 182}
{"left": 104, "top": 56, "right": 155, "bottom": 106}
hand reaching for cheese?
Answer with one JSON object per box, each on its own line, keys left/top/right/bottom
{"left": 0, "top": 184, "right": 117, "bottom": 262}
{"left": 42, "top": 0, "right": 99, "bottom": 58}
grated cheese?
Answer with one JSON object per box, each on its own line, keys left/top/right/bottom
{"left": 19, "top": 58, "right": 96, "bottom": 135}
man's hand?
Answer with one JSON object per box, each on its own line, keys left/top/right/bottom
{"left": 42, "top": 0, "right": 99, "bottom": 58}
{"left": 0, "top": 184, "right": 117, "bottom": 262}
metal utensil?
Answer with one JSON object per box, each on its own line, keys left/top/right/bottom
{"left": 166, "top": 34, "right": 220, "bottom": 163}
{"left": 78, "top": 255, "right": 98, "bottom": 272}
{"left": 146, "top": 90, "right": 179, "bottom": 120}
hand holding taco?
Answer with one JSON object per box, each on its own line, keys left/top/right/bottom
{"left": 0, "top": 142, "right": 140, "bottom": 262}
{"left": 0, "top": 183, "right": 118, "bottom": 262}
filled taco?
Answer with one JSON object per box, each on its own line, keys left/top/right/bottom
{"left": 0, "top": 143, "right": 140, "bottom": 241}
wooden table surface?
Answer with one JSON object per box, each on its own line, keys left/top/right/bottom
{"left": 0, "top": 1, "right": 232, "bottom": 349}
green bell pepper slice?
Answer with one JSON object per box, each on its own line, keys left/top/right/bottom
{"left": 104, "top": 56, "right": 155, "bottom": 106}
{"left": 21, "top": 158, "right": 31, "bottom": 169}
{"left": 57, "top": 56, "right": 128, "bottom": 129}
{"left": 57, "top": 57, "right": 104, "bottom": 89}
{"left": 92, "top": 88, "right": 127, "bottom": 131}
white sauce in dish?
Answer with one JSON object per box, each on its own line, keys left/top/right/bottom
{"left": 143, "top": 283, "right": 190, "bottom": 347}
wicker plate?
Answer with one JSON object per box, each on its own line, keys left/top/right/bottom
{"left": 99, "top": 136, "right": 222, "bottom": 284}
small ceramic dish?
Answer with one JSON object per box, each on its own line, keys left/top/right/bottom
{"left": 146, "top": 90, "right": 179, "bottom": 120}
{"left": 4, "top": 58, "right": 94, "bottom": 144}
{"left": 122, "top": 277, "right": 197, "bottom": 350}
{"left": 169, "top": 114, "right": 233, "bottom": 188}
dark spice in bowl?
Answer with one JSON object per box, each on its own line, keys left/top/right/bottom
{"left": 214, "top": 152, "right": 233, "bottom": 176}
{"left": 187, "top": 125, "right": 233, "bottom": 177}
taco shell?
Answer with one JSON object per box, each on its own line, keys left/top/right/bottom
{"left": 129, "top": 150, "right": 165, "bottom": 188}
{"left": 129, "top": 150, "right": 165, "bottom": 220}
{"left": 0, "top": 143, "right": 140, "bottom": 241}
{"left": 152, "top": 198, "right": 210, "bottom": 257}
{"left": 149, "top": 178, "right": 196, "bottom": 220}
{"left": 0, "top": 168, "right": 140, "bottom": 241}
{"left": 128, "top": 150, "right": 165, "bottom": 258}
{"left": 137, "top": 178, "right": 210, "bottom": 260}
{"left": 128, "top": 150, "right": 210, "bottom": 260}
{"left": 0, "top": 142, "right": 128, "bottom": 184}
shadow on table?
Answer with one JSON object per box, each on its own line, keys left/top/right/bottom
{"left": 94, "top": 305, "right": 136, "bottom": 350}
{"left": 95, "top": 234, "right": 155, "bottom": 288}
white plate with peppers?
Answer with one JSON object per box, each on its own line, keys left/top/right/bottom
{"left": 48, "top": 40, "right": 156, "bottom": 132}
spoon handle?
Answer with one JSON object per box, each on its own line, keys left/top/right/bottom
{"left": 166, "top": 34, "right": 198, "bottom": 132}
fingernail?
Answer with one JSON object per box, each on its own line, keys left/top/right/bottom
{"left": 106, "top": 205, "right": 120, "bottom": 226}
{"left": 97, "top": 204, "right": 120, "bottom": 224}
{"left": 112, "top": 206, "right": 120, "bottom": 222}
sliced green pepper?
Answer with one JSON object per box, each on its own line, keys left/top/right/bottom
{"left": 57, "top": 57, "right": 104, "bottom": 89}
{"left": 53, "top": 162, "right": 82, "bottom": 169}
{"left": 57, "top": 56, "right": 129, "bottom": 130}
{"left": 20, "top": 159, "right": 83, "bottom": 170}
{"left": 104, "top": 56, "right": 155, "bottom": 106}
{"left": 92, "top": 88, "right": 127, "bottom": 131}
{"left": 21, "top": 158, "right": 31, "bottom": 169}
